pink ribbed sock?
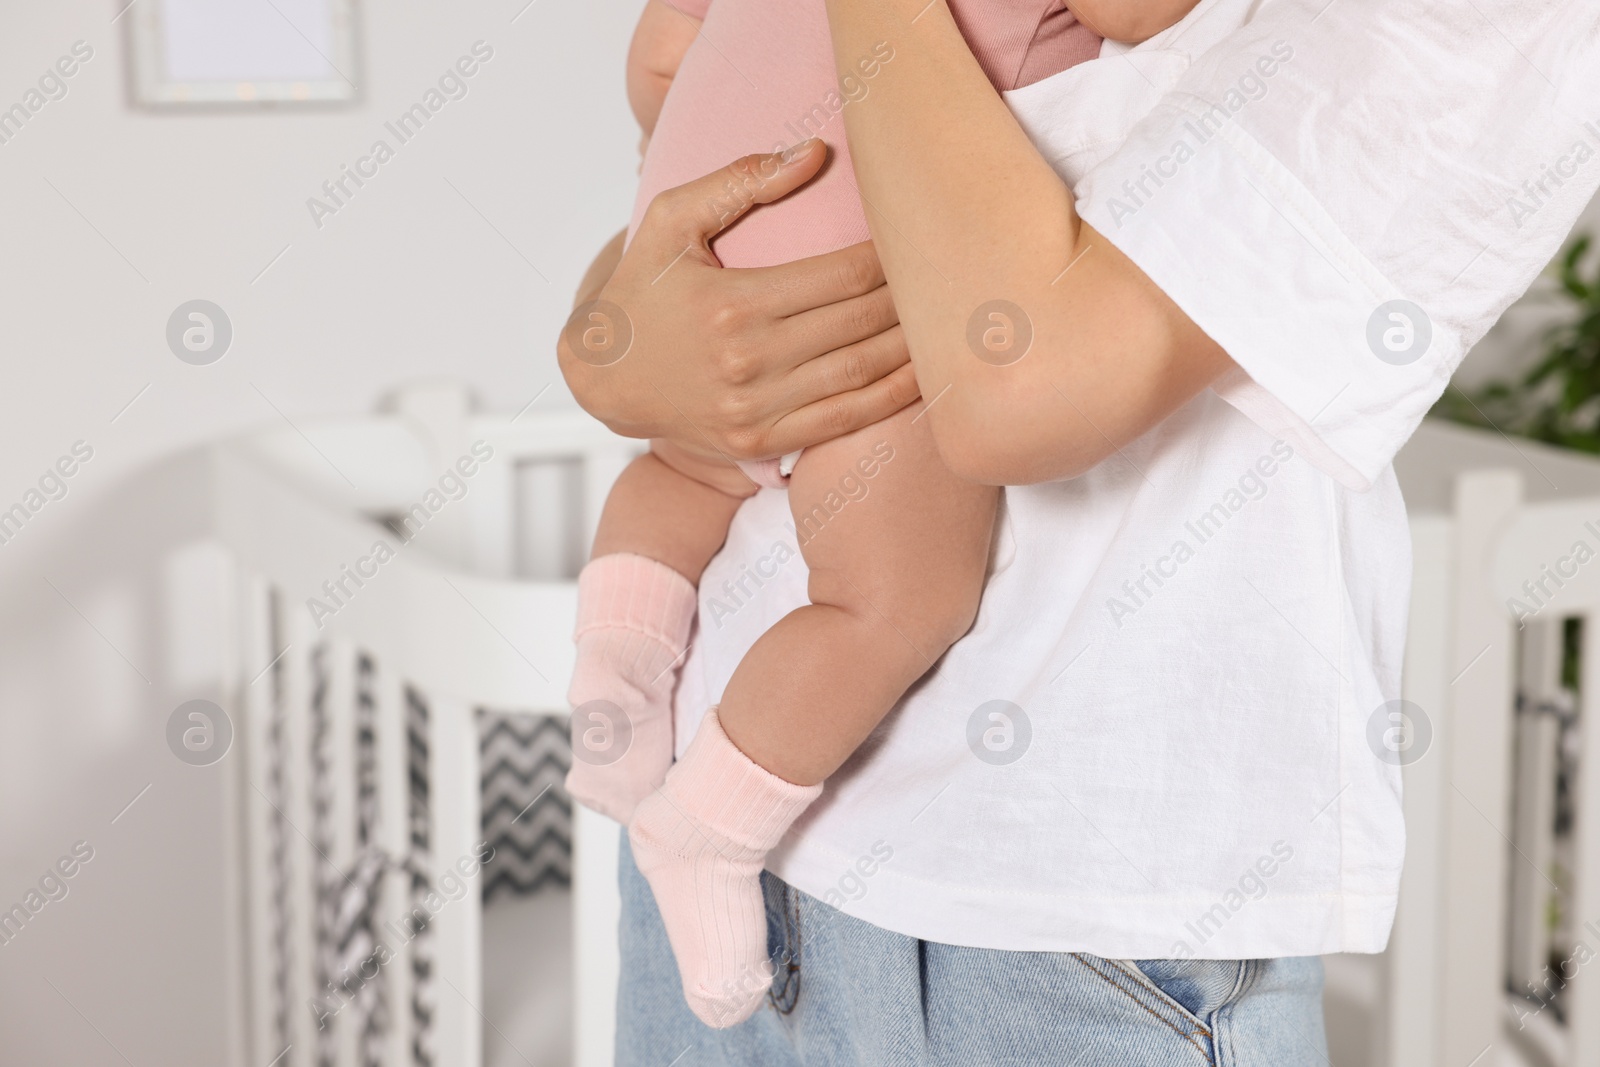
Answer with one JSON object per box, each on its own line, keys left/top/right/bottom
{"left": 629, "top": 709, "right": 822, "bottom": 1028}
{"left": 565, "top": 554, "right": 698, "bottom": 824}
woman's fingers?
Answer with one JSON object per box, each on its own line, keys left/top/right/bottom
{"left": 762, "top": 361, "right": 921, "bottom": 457}
{"left": 569, "top": 146, "right": 911, "bottom": 458}
{"left": 778, "top": 283, "right": 899, "bottom": 363}
{"left": 780, "top": 323, "right": 911, "bottom": 408}
{"left": 636, "top": 140, "right": 828, "bottom": 264}
{"left": 734, "top": 240, "right": 889, "bottom": 319}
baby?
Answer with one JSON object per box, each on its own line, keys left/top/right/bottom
{"left": 566, "top": 0, "right": 1195, "bottom": 1028}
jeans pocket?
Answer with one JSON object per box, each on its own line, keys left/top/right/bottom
{"left": 1130, "top": 958, "right": 1254, "bottom": 1031}
{"left": 1070, "top": 954, "right": 1219, "bottom": 1064}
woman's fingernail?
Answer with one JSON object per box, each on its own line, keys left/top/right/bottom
{"left": 782, "top": 138, "right": 821, "bottom": 164}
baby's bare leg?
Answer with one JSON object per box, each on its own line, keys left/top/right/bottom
{"left": 566, "top": 442, "right": 752, "bottom": 823}
{"left": 719, "top": 404, "right": 999, "bottom": 783}
{"left": 592, "top": 441, "right": 755, "bottom": 580}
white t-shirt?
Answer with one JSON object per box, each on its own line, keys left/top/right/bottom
{"left": 675, "top": 0, "right": 1600, "bottom": 959}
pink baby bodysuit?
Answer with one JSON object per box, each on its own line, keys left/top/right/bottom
{"left": 632, "top": 0, "right": 1100, "bottom": 263}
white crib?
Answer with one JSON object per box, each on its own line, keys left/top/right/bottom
{"left": 150, "top": 386, "right": 1600, "bottom": 1067}
{"left": 163, "top": 384, "right": 638, "bottom": 1067}
{"left": 1389, "top": 422, "right": 1600, "bottom": 1067}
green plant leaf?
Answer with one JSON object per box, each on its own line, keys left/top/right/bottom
{"left": 1435, "top": 232, "right": 1600, "bottom": 453}
{"left": 1561, "top": 235, "right": 1594, "bottom": 301}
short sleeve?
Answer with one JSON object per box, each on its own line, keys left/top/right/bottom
{"left": 1071, "top": 0, "right": 1600, "bottom": 490}
{"left": 662, "top": 0, "right": 712, "bottom": 19}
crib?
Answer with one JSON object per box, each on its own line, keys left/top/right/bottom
{"left": 154, "top": 385, "right": 1600, "bottom": 1067}
{"left": 162, "top": 384, "right": 638, "bottom": 1067}
{"left": 1388, "top": 422, "right": 1600, "bottom": 1067}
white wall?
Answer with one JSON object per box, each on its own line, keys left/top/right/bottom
{"left": 0, "top": 2, "right": 645, "bottom": 1064}
{"left": 0, "top": 0, "right": 644, "bottom": 524}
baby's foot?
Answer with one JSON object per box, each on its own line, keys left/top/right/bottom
{"left": 629, "top": 709, "right": 822, "bottom": 1028}
{"left": 565, "top": 554, "right": 697, "bottom": 823}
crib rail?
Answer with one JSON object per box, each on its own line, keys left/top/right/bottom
{"left": 162, "top": 387, "right": 640, "bottom": 1067}
{"left": 1390, "top": 422, "right": 1600, "bottom": 1067}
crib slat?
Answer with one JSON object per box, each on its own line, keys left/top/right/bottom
{"left": 573, "top": 805, "right": 621, "bottom": 1067}
{"left": 238, "top": 575, "right": 283, "bottom": 1067}
{"left": 1438, "top": 470, "right": 1522, "bottom": 1067}
{"left": 1508, "top": 623, "right": 1562, "bottom": 1001}
{"left": 515, "top": 460, "right": 585, "bottom": 580}
{"left": 1569, "top": 620, "right": 1600, "bottom": 1066}
{"left": 581, "top": 447, "right": 636, "bottom": 556}
{"left": 465, "top": 445, "right": 518, "bottom": 580}
{"left": 423, "top": 696, "right": 484, "bottom": 1067}
{"left": 282, "top": 609, "right": 322, "bottom": 1067}
{"left": 345, "top": 651, "right": 388, "bottom": 1067}
{"left": 315, "top": 641, "right": 363, "bottom": 1067}
{"left": 374, "top": 662, "right": 414, "bottom": 1067}
{"left": 405, "top": 687, "right": 437, "bottom": 1067}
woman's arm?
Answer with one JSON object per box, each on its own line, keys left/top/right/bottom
{"left": 558, "top": 143, "right": 920, "bottom": 462}
{"left": 824, "top": 0, "right": 1234, "bottom": 485}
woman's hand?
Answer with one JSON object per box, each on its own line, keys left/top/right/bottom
{"left": 558, "top": 140, "right": 919, "bottom": 464}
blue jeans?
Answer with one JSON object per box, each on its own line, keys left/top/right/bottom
{"left": 616, "top": 837, "right": 1329, "bottom": 1066}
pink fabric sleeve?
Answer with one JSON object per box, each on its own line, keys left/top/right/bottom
{"left": 1014, "top": 7, "right": 1101, "bottom": 90}
{"left": 947, "top": 1, "right": 1101, "bottom": 93}
{"left": 661, "top": 0, "right": 712, "bottom": 19}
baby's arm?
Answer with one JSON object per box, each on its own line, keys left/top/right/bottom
{"left": 627, "top": 0, "right": 704, "bottom": 149}
{"left": 1067, "top": 0, "right": 1202, "bottom": 43}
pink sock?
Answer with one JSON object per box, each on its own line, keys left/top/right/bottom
{"left": 629, "top": 709, "right": 822, "bottom": 1028}
{"left": 565, "top": 554, "right": 698, "bottom": 824}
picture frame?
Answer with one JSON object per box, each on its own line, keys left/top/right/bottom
{"left": 125, "top": 0, "right": 360, "bottom": 108}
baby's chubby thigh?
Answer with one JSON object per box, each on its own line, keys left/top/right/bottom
{"left": 785, "top": 405, "right": 998, "bottom": 660}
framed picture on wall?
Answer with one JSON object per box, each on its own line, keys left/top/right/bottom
{"left": 125, "top": 0, "right": 360, "bottom": 107}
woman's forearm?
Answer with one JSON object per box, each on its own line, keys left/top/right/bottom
{"left": 826, "top": 0, "right": 1231, "bottom": 484}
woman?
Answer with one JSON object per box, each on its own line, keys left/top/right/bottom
{"left": 559, "top": 0, "right": 1600, "bottom": 1062}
